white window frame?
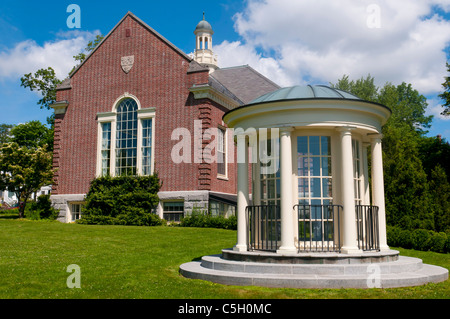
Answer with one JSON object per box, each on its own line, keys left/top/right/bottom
{"left": 217, "top": 125, "right": 228, "bottom": 179}
{"left": 68, "top": 202, "right": 84, "bottom": 223}
{"left": 96, "top": 93, "right": 155, "bottom": 177}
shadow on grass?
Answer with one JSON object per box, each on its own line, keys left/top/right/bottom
{"left": 0, "top": 210, "right": 20, "bottom": 219}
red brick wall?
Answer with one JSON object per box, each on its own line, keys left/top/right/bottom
{"left": 53, "top": 14, "right": 237, "bottom": 196}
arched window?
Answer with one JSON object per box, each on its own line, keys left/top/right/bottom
{"left": 97, "top": 95, "right": 155, "bottom": 177}
{"left": 115, "top": 98, "right": 138, "bottom": 176}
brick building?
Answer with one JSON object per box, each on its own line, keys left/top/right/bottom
{"left": 50, "top": 12, "right": 279, "bottom": 223}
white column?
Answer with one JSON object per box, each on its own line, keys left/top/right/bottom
{"left": 370, "top": 134, "right": 389, "bottom": 251}
{"left": 337, "top": 127, "right": 361, "bottom": 254}
{"left": 277, "top": 127, "right": 296, "bottom": 254}
{"left": 234, "top": 134, "right": 249, "bottom": 252}
{"left": 362, "top": 142, "right": 371, "bottom": 205}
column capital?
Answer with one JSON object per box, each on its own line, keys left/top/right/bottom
{"left": 279, "top": 127, "right": 294, "bottom": 135}
{"left": 368, "top": 133, "right": 383, "bottom": 140}
{"left": 336, "top": 126, "right": 356, "bottom": 134}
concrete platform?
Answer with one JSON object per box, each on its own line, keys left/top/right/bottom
{"left": 179, "top": 249, "right": 448, "bottom": 289}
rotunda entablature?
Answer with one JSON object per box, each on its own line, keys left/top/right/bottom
{"left": 223, "top": 85, "right": 391, "bottom": 137}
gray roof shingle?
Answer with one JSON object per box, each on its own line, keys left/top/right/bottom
{"left": 210, "top": 65, "right": 280, "bottom": 105}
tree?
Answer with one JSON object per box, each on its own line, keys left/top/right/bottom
{"left": 438, "top": 62, "right": 450, "bottom": 116}
{"left": 0, "top": 143, "right": 53, "bottom": 218}
{"left": 428, "top": 164, "right": 450, "bottom": 232}
{"left": 9, "top": 120, "right": 53, "bottom": 151}
{"left": 330, "top": 74, "right": 378, "bottom": 101}
{"left": 72, "top": 34, "right": 104, "bottom": 65}
{"left": 20, "top": 34, "right": 104, "bottom": 112}
{"left": 20, "top": 67, "right": 62, "bottom": 110}
{"left": 331, "top": 75, "right": 436, "bottom": 231}
{"left": 0, "top": 124, "right": 14, "bottom": 145}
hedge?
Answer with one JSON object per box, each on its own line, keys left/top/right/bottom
{"left": 387, "top": 225, "right": 450, "bottom": 253}
{"left": 180, "top": 212, "right": 237, "bottom": 230}
{"left": 78, "top": 174, "right": 165, "bottom": 226}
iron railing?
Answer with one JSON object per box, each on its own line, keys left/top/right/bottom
{"left": 246, "top": 204, "right": 379, "bottom": 253}
{"left": 294, "top": 204, "right": 342, "bottom": 252}
{"left": 246, "top": 205, "right": 280, "bottom": 251}
{"left": 356, "top": 205, "right": 380, "bottom": 251}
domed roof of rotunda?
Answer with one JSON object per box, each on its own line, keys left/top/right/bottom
{"left": 250, "top": 85, "right": 361, "bottom": 104}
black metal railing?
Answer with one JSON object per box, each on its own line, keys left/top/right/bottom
{"left": 356, "top": 205, "right": 380, "bottom": 251}
{"left": 246, "top": 205, "right": 280, "bottom": 252}
{"left": 294, "top": 204, "right": 342, "bottom": 252}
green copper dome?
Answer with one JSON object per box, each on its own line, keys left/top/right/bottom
{"left": 250, "top": 85, "right": 361, "bottom": 104}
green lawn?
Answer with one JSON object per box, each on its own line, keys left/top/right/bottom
{"left": 0, "top": 218, "right": 449, "bottom": 299}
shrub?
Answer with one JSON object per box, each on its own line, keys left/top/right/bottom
{"left": 25, "top": 195, "right": 59, "bottom": 220}
{"left": 180, "top": 212, "right": 237, "bottom": 230}
{"left": 79, "top": 174, "right": 163, "bottom": 226}
{"left": 412, "top": 229, "right": 432, "bottom": 251}
{"left": 387, "top": 225, "right": 401, "bottom": 247}
{"left": 429, "top": 232, "right": 447, "bottom": 253}
{"left": 398, "top": 229, "right": 413, "bottom": 249}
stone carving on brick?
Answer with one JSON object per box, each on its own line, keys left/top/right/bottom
{"left": 121, "top": 55, "right": 134, "bottom": 74}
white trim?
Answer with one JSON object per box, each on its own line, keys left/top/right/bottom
{"left": 190, "top": 85, "right": 239, "bottom": 110}
{"left": 111, "top": 92, "right": 142, "bottom": 112}
{"left": 67, "top": 201, "right": 85, "bottom": 223}
{"left": 217, "top": 125, "right": 228, "bottom": 179}
{"left": 96, "top": 94, "right": 155, "bottom": 177}
{"left": 137, "top": 108, "right": 156, "bottom": 175}
{"left": 50, "top": 101, "right": 69, "bottom": 115}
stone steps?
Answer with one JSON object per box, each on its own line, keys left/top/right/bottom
{"left": 179, "top": 254, "right": 448, "bottom": 289}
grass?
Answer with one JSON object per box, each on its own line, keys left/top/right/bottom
{"left": 0, "top": 217, "right": 449, "bottom": 299}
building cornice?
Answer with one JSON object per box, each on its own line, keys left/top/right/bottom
{"left": 50, "top": 101, "right": 69, "bottom": 115}
{"left": 190, "top": 84, "right": 240, "bottom": 110}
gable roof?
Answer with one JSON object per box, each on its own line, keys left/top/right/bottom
{"left": 66, "top": 11, "right": 192, "bottom": 81}
{"left": 210, "top": 65, "right": 280, "bottom": 104}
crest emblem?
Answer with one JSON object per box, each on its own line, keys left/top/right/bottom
{"left": 121, "top": 55, "right": 134, "bottom": 74}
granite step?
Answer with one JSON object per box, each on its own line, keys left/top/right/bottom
{"left": 200, "top": 254, "right": 424, "bottom": 275}
{"left": 179, "top": 255, "right": 448, "bottom": 289}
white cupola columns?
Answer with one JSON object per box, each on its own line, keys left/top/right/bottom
{"left": 369, "top": 133, "right": 389, "bottom": 251}
{"left": 337, "top": 126, "right": 361, "bottom": 254}
{"left": 234, "top": 133, "right": 249, "bottom": 252}
{"left": 277, "top": 127, "right": 297, "bottom": 254}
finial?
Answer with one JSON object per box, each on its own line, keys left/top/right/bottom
{"left": 203, "top": 12, "right": 205, "bottom": 20}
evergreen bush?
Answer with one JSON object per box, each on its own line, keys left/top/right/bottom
{"left": 180, "top": 211, "right": 237, "bottom": 230}
{"left": 78, "top": 174, "right": 164, "bottom": 226}
{"left": 25, "top": 195, "right": 59, "bottom": 220}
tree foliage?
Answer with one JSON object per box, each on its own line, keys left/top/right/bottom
{"left": 20, "top": 67, "right": 61, "bottom": 110}
{"left": 332, "top": 75, "right": 449, "bottom": 232}
{"left": 79, "top": 175, "right": 163, "bottom": 226}
{"left": 9, "top": 120, "right": 53, "bottom": 151}
{"left": 438, "top": 62, "right": 450, "bottom": 116}
{"left": 0, "top": 143, "right": 53, "bottom": 218}
{"left": 0, "top": 124, "right": 14, "bottom": 145}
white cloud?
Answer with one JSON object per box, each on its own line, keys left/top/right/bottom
{"left": 0, "top": 30, "right": 99, "bottom": 81}
{"left": 214, "top": 40, "right": 291, "bottom": 86}
{"left": 216, "top": 0, "right": 450, "bottom": 94}
{"left": 426, "top": 96, "right": 450, "bottom": 121}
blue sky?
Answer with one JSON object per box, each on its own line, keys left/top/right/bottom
{"left": 0, "top": 0, "right": 449, "bottom": 140}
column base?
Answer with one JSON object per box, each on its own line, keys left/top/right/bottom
{"left": 276, "top": 246, "right": 297, "bottom": 255}
{"left": 379, "top": 244, "right": 390, "bottom": 251}
{"left": 233, "top": 244, "right": 248, "bottom": 252}
{"left": 341, "top": 246, "right": 362, "bottom": 254}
